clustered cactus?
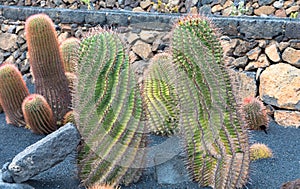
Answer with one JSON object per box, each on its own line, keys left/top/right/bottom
{"left": 0, "top": 64, "right": 29, "bottom": 126}
{"left": 25, "top": 13, "right": 71, "bottom": 123}
{"left": 74, "top": 29, "right": 146, "bottom": 187}
{"left": 0, "top": 12, "right": 266, "bottom": 189}
{"left": 22, "top": 94, "right": 56, "bottom": 134}
{"left": 142, "top": 53, "right": 179, "bottom": 135}
{"left": 242, "top": 96, "right": 269, "bottom": 133}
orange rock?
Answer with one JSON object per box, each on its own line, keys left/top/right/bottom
{"left": 259, "top": 63, "right": 300, "bottom": 110}
{"left": 265, "top": 44, "right": 281, "bottom": 62}
{"left": 274, "top": 110, "right": 300, "bottom": 128}
{"left": 282, "top": 47, "right": 300, "bottom": 67}
{"left": 254, "top": 6, "right": 275, "bottom": 15}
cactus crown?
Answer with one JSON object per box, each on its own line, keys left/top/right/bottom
{"left": 170, "top": 15, "right": 249, "bottom": 188}
{"left": 22, "top": 94, "right": 56, "bottom": 134}
{"left": 0, "top": 63, "right": 29, "bottom": 126}
{"left": 74, "top": 28, "right": 146, "bottom": 187}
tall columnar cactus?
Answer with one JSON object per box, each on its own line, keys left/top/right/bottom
{"left": 242, "top": 97, "right": 269, "bottom": 132}
{"left": 0, "top": 64, "right": 29, "bottom": 126}
{"left": 73, "top": 28, "right": 146, "bottom": 187}
{"left": 25, "top": 13, "right": 71, "bottom": 123}
{"left": 22, "top": 94, "right": 56, "bottom": 134}
{"left": 171, "top": 15, "right": 250, "bottom": 188}
{"left": 142, "top": 53, "right": 179, "bottom": 135}
{"left": 60, "top": 37, "right": 80, "bottom": 73}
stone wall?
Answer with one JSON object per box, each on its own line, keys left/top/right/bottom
{"left": 1, "top": 0, "right": 300, "bottom": 18}
{"left": 0, "top": 5, "right": 300, "bottom": 127}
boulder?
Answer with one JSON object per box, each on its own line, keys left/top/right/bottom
{"left": 247, "top": 47, "right": 261, "bottom": 60}
{"left": 259, "top": 63, "right": 300, "bottom": 110}
{"left": 265, "top": 44, "right": 281, "bottom": 62}
{"left": 245, "top": 54, "right": 270, "bottom": 70}
{"left": 254, "top": 6, "right": 275, "bottom": 15}
{"left": 1, "top": 123, "right": 80, "bottom": 183}
{"left": 132, "top": 40, "right": 153, "bottom": 60}
{"left": 274, "top": 110, "right": 300, "bottom": 128}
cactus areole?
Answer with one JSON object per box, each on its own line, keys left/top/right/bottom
{"left": 25, "top": 14, "right": 71, "bottom": 122}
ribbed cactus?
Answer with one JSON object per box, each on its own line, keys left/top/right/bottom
{"left": 22, "top": 94, "right": 56, "bottom": 134}
{"left": 65, "top": 72, "right": 77, "bottom": 95}
{"left": 142, "top": 53, "right": 179, "bottom": 135}
{"left": 25, "top": 13, "right": 71, "bottom": 123}
{"left": 88, "top": 183, "right": 120, "bottom": 189}
{"left": 242, "top": 97, "right": 269, "bottom": 132}
{"left": 73, "top": 29, "right": 146, "bottom": 187}
{"left": 60, "top": 37, "right": 80, "bottom": 73}
{"left": 0, "top": 64, "right": 29, "bottom": 126}
{"left": 171, "top": 15, "right": 249, "bottom": 188}
{"left": 250, "top": 143, "right": 272, "bottom": 161}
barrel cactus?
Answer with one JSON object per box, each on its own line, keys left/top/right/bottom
{"left": 0, "top": 64, "right": 29, "bottom": 126}
{"left": 171, "top": 15, "right": 250, "bottom": 188}
{"left": 74, "top": 28, "right": 146, "bottom": 187}
{"left": 242, "top": 96, "right": 269, "bottom": 132}
{"left": 60, "top": 37, "right": 80, "bottom": 73}
{"left": 22, "top": 94, "right": 56, "bottom": 134}
{"left": 142, "top": 53, "right": 179, "bottom": 135}
{"left": 25, "top": 13, "right": 71, "bottom": 123}
{"left": 250, "top": 143, "right": 272, "bottom": 161}
{"left": 62, "top": 110, "right": 76, "bottom": 125}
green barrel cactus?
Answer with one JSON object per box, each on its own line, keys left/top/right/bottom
{"left": 142, "top": 53, "right": 179, "bottom": 135}
{"left": 60, "top": 37, "right": 80, "bottom": 73}
{"left": 0, "top": 64, "right": 29, "bottom": 126}
{"left": 25, "top": 13, "right": 71, "bottom": 123}
{"left": 171, "top": 15, "right": 250, "bottom": 189}
{"left": 73, "top": 28, "right": 146, "bottom": 187}
{"left": 242, "top": 97, "right": 269, "bottom": 132}
{"left": 22, "top": 94, "right": 56, "bottom": 134}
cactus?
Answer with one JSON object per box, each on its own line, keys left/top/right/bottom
{"left": 65, "top": 72, "right": 77, "bottom": 95}
{"left": 73, "top": 28, "right": 146, "bottom": 187}
{"left": 0, "top": 103, "right": 3, "bottom": 113}
{"left": 22, "top": 94, "right": 56, "bottom": 134}
{"left": 0, "top": 64, "right": 29, "bottom": 126}
{"left": 142, "top": 53, "right": 179, "bottom": 135}
{"left": 171, "top": 15, "right": 249, "bottom": 188}
{"left": 25, "top": 13, "right": 71, "bottom": 123}
{"left": 60, "top": 37, "right": 80, "bottom": 73}
{"left": 88, "top": 183, "right": 120, "bottom": 189}
{"left": 250, "top": 143, "right": 272, "bottom": 161}
{"left": 242, "top": 97, "right": 269, "bottom": 132}
{"left": 62, "top": 110, "right": 76, "bottom": 125}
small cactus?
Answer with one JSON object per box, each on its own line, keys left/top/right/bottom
{"left": 62, "top": 110, "right": 76, "bottom": 125}
{"left": 25, "top": 13, "right": 71, "bottom": 123}
{"left": 22, "top": 94, "right": 56, "bottom": 134}
{"left": 242, "top": 97, "right": 268, "bottom": 132}
{"left": 88, "top": 183, "right": 120, "bottom": 189}
{"left": 0, "top": 64, "right": 29, "bottom": 126}
{"left": 60, "top": 37, "right": 80, "bottom": 73}
{"left": 250, "top": 143, "right": 272, "bottom": 161}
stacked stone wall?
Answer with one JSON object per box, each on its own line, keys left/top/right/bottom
{"left": 0, "top": 5, "right": 299, "bottom": 127}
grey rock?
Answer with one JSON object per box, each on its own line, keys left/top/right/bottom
{"left": 155, "top": 154, "right": 190, "bottom": 184}
{"left": 0, "top": 170, "right": 34, "bottom": 189}
{"left": 285, "top": 22, "right": 300, "bottom": 39}
{"left": 198, "top": 5, "right": 212, "bottom": 15}
{"left": 259, "top": 0, "right": 275, "bottom": 5}
{"left": 2, "top": 123, "right": 80, "bottom": 183}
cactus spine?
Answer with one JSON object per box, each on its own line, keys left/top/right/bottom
{"left": 74, "top": 29, "right": 146, "bottom": 187}
{"left": 0, "top": 64, "right": 29, "bottom": 126}
{"left": 22, "top": 94, "right": 56, "bottom": 134}
{"left": 171, "top": 15, "right": 249, "bottom": 188}
{"left": 60, "top": 37, "right": 80, "bottom": 73}
{"left": 142, "top": 53, "right": 179, "bottom": 135}
{"left": 242, "top": 97, "right": 269, "bottom": 132}
{"left": 25, "top": 14, "right": 71, "bottom": 123}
